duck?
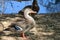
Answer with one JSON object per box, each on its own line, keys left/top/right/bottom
{"left": 4, "top": 7, "right": 37, "bottom": 40}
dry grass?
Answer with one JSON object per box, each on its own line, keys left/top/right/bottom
{"left": 0, "top": 13, "right": 60, "bottom": 40}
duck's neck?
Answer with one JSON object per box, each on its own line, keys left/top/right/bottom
{"left": 24, "top": 12, "right": 36, "bottom": 25}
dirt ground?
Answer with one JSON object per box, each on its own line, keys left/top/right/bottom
{"left": 0, "top": 13, "right": 60, "bottom": 40}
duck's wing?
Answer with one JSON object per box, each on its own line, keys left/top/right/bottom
{"left": 16, "top": 20, "right": 34, "bottom": 33}
{"left": 7, "top": 18, "right": 34, "bottom": 33}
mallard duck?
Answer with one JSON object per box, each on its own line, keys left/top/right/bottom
{"left": 5, "top": 8, "right": 37, "bottom": 40}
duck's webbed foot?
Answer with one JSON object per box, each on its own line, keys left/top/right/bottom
{"left": 21, "top": 32, "right": 27, "bottom": 40}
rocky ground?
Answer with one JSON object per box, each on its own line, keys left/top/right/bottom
{"left": 0, "top": 13, "right": 60, "bottom": 40}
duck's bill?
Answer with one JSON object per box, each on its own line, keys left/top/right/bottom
{"left": 30, "top": 10, "right": 37, "bottom": 14}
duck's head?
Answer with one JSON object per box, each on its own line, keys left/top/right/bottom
{"left": 24, "top": 8, "right": 37, "bottom": 15}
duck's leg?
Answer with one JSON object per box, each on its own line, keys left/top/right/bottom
{"left": 22, "top": 32, "right": 26, "bottom": 38}
{"left": 21, "top": 32, "right": 27, "bottom": 40}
